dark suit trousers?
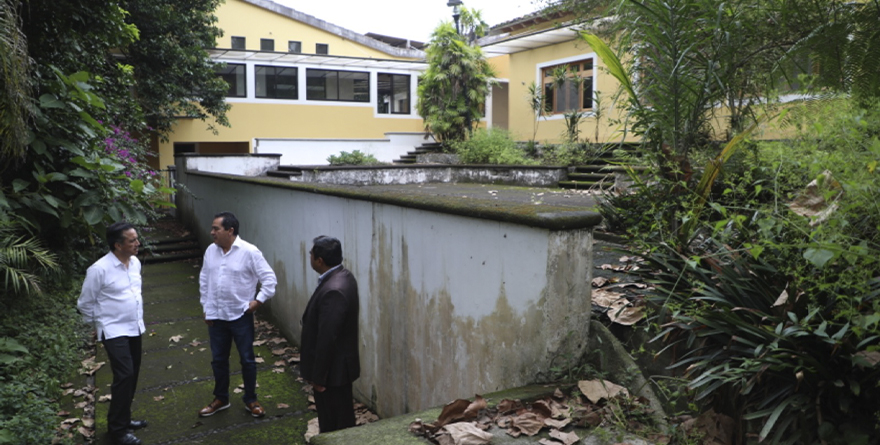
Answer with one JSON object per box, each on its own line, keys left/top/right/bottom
{"left": 102, "top": 335, "right": 142, "bottom": 435}
{"left": 314, "top": 383, "right": 355, "bottom": 433}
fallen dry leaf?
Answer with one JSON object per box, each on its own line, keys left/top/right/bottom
{"left": 269, "top": 337, "right": 287, "bottom": 344}
{"left": 271, "top": 348, "right": 290, "bottom": 356}
{"left": 443, "top": 422, "right": 493, "bottom": 445}
{"left": 255, "top": 357, "right": 265, "bottom": 363}
{"left": 82, "top": 418, "right": 94, "bottom": 428}
{"left": 305, "top": 417, "right": 320, "bottom": 443}
{"left": 189, "top": 340, "right": 202, "bottom": 347}
{"left": 607, "top": 300, "right": 644, "bottom": 326}
{"left": 274, "top": 360, "right": 286, "bottom": 366}
{"left": 97, "top": 395, "right": 112, "bottom": 403}
{"left": 592, "top": 277, "right": 609, "bottom": 287}
{"left": 549, "top": 429, "right": 580, "bottom": 445}
{"left": 578, "top": 379, "right": 629, "bottom": 404}
{"left": 272, "top": 367, "right": 285, "bottom": 373}
{"left": 510, "top": 412, "right": 545, "bottom": 436}
{"left": 169, "top": 335, "right": 183, "bottom": 343}
{"left": 288, "top": 353, "right": 301, "bottom": 363}
{"left": 592, "top": 289, "right": 626, "bottom": 308}
{"left": 78, "top": 426, "right": 93, "bottom": 438}
{"left": 253, "top": 339, "right": 268, "bottom": 346}
{"left": 154, "top": 396, "right": 165, "bottom": 401}
{"left": 277, "top": 403, "right": 290, "bottom": 409}
{"left": 57, "top": 410, "right": 71, "bottom": 417}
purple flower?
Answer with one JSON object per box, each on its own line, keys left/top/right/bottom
{"left": 124, "top": 171, "right": 132, "bottom": 177}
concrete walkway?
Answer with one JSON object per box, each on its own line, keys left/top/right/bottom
{"left": 91, "top": 258, "right": 313, "bottom": 444}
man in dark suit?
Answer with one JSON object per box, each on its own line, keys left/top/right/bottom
{"left": 300, "top": 236, "right": 360, "bottom": 433}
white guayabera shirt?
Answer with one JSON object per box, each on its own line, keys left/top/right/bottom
{"left": 200, "top": 236, "right": 277, "bottom": 321}
{"left": 78, "top": 252, "right": 146, "bottom": 340}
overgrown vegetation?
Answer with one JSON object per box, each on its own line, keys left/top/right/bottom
{"left": 1, "top": 0, "right": 227, "bottom": 442}
{"left": 327, "top": 150, "right": 381, "bottom": 166}
{"left": 417, "top": 8, "right": 496, "bottom": 145}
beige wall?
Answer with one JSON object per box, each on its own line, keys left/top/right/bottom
{"left": 217, "top": 0, "right": 405, "bottom": 59}
{"left": 494, "top": 38, "right": 633, "bottom": 145}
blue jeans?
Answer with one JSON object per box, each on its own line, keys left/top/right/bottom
{"left": 208, "top": 312, "right": 258, "bottom": 404}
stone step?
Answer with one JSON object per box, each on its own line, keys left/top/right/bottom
{"left": 557, "top": 180, "right": 613, "bottom": 190}
{"left": 142, "top": 251, "right": 202, "bottom": 264}
{"left": 567, "top": 172, "right": 610, "bottom": 182}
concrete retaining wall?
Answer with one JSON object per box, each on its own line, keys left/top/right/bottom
{"left": 254, "top": 132, "right": 435, "bottom": 165}
{"left": 288, "top": 164, "right": 567, "bottom": 186}
{"left": 174, "top": 157, "right": 599, "bottom": 418}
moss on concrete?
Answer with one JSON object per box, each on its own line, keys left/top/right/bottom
{"left": 190, "top": 172, "right": 602, "bottom": 230}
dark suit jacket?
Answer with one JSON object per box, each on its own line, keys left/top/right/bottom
{"left": 299, "top": 266, "right": 360, "bottom": 387}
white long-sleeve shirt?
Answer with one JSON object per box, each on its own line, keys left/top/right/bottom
{"left": 77, "top": 252, "right": 145, "bottom": 340}
{"left": 200, "top": 236, "right": 277, "bottom": 321}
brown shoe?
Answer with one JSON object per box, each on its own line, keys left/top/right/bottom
{"left": 199, "top": 399, "right": 230, "bottom": 417}
{"left": 245, "top": 401, "right": 265, "bottom": 418}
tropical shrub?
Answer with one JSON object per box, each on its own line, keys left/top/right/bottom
{"left": 450, "top": 128, "right": 534, "bottom": 165}
{"left": 417, "top": 15, "right": 495, "bottom": 144}
{"left": 327, "top": 150, "right": 380, "bottom": 166}
{"left": 0, "top": 285, "right": 85, "bottom": 444}
{"left": 618, "top": 101, "right": 880, "bottom": 444}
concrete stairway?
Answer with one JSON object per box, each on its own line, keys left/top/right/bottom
{"left": 558, "top": 145, "right": 645, "bottom": 190}
{"left": 391, "top": 142, "right": 443, "bottom": 165}
{"left": 266, "top": 165, "right": 303, "bottom": 180}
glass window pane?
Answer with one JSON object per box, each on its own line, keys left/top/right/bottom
{"left": 217, "top": 63, "right": 246, "bottom": 97}
{"left": 288, "top": 41, "right": 301, "bottom": 53}
{"left": 391, "top": 74, "right": 410, "bottom": 113}
{"left": 377, "top": 73, "right": 391, "bottom": 113}
{"left": 582, "top": 76, "right": 593, "bottom": 109}
{"left": 316, "top": 43, "right": 329, "bottom": 55}
{"left": 276, "top": 67, "right": 297, "bottom": 99}
{"left": 307, "top": 69, "right": 330, "bottom": 100}
{"left": 255, "top": 66, "right": 270, "bottom": 98}
{"left": 231, "top": 36, "right": 245, "bottom": 50}
{"left": 261, "top": 39, "right": 274, "bottom": 51}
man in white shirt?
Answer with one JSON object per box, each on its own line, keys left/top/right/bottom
{"left": 78, "top": 222, "right": 147, "bottom": 445}
{"left": 198, "top": 211, "right": 277, "bottom": 418}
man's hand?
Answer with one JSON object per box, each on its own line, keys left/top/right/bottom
{"left": 204, "top": 318, "right": 214, "bottom": 326}
{"left": 246, "top": 300, "right": 262, "bottom": 314}
{"left": 312, "top": 382, "right": 326, "bottom": 393}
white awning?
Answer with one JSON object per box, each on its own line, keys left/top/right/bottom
{"left": 207, "top": 49, "right": 428, "bottom": 71}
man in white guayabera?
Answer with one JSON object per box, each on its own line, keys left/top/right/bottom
{"left": 78, "top": 221, "right": 148, "bottom": 445}
{"left": 198, "top": 211, "right": 277, "bottom": 419}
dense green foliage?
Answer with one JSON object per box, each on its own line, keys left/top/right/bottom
{"left": 0, "top": 0, "right": 229, "bottom": 442}
{"left": 0, "top": 286, "right": 86, "bottom": 444}
{"left": 327, "top": 150, "right": 380, "bottom": 166}
{"left": 417, "top": 10, "right": 496, "bottom": 144}
{"left": 451, "top": 128, "right": 534, "bottom": 164}
{"left": 606, "top": 101, "right": 880, "bottom": 444}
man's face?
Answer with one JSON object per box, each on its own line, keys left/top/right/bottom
{"left": 116, "top": 228, "right": 140, "bottom": 258}
{"left": 211, "top": 217, "right": 235, "bottom": 249}
{"left": 309, "top": 248, "right": 322, "bottom": 273}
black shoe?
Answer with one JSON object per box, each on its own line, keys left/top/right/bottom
{"left": 128, "top": 419, "right": 148, "bottom": 430}
{"left": 112, "top": 432, "right": 142, "bottom": 445}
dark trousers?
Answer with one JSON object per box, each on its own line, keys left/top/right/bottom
{"left": 314, "top": 383, "right": 355, "bottom": 433}
{"left": 208, "top": 312, "right": 258, "bottom": 404}
{"left": 102, "top": 335, "right": 142, "bottom": 435}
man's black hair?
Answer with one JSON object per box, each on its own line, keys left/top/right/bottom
{"left": 214, "top": 211, "right": 240, "bottom": 236}
{"left": 107, "top": 222, "right": 135, "bottom": 251}
{"left": 312, "top": 236, "right": 342, "bottom": 267}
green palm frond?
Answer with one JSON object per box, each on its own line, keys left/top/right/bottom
{"left": 0, "top": 222, "right": 58, "bottom": 297}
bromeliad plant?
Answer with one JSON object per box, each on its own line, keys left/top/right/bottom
{"left": 644, "top": 234, "right": 880, "bottom": 444}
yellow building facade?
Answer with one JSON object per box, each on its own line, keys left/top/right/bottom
{"left": 157, "top": 0, "right": 429, "bottom": 169}
{"left": 159, "top": 0, "right": 632, "bottom": 170}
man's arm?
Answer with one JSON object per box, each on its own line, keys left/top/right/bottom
{"left": 77, "top": 267, "right": 101, "bottom": 327}
{"left": 251, "top": 249, "right": 277, "bottom": 303}
{"left": 199, "top": 248, "right": 212, "bottom": 324}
